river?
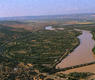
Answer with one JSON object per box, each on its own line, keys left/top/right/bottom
{"left": 56, "top": 30, "right": 95, "bottom": 68}
{"left": 45, "top": 26, "right": 64, "bottom": 30}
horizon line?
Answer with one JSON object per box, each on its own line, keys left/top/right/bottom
{"left": 0, "top": 12, "right": 95, "bottom": 18}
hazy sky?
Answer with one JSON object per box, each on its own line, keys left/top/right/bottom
{"left": 0, "top": 0, "right": 95, "bottom": 17}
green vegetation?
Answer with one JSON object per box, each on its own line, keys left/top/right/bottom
{"left": 0, "top": 63, "right": 47, "bottom": 80}
{"left": 2, "top": 29, "right": 81, "bottom": 72}
{"left": 0, "top": 24, "right": 31, "bottom": 45}
{"left": 92, "top": 31, "right": 95, "bottom": 54}
{"left": 0, "top": 20, "right": 95, "bottom": 80}
{"left": 57, "top": 72, "right": 94, "bottom": 80}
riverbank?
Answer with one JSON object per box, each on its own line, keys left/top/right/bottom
{"left": 92, "top": 31, "right": 95, "bottom": 54}
{"left": 62, "top": 64, "right": 95, "bottom": 74}
{"left": 56, "top": 61, "right": 95, "bottom": 72}
{"left": 56, "top": 30, "right": 95, "bottom": 68}
{"left": 52, "top": 38, "right": 80, "bottom": 68}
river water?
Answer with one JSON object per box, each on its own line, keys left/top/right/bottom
{"left": 45, "top": 26, "right": 64, "bottom": 30}
{"left": 56, "top": 30, "right": 95, "bottom": 68}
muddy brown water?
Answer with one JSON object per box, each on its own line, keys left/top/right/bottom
{"left": 56, "top": 30, "right": 95, "bottom": 69}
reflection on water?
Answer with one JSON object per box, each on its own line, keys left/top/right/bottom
{"left": 45, "top": 26, "right": 55, "bottom": 30}
{"left": 45, "top": 26, "right": 64, "bottom": 30}
{"left": 56, "top": 30, "right": 95, "bottom": 68}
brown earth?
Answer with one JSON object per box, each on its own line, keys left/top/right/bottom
{"left": 2, "top": 21, "right": 59, "bottom": 31}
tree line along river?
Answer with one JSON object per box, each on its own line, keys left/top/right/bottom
{"left": 56, "top": 30, "right": 95, "bottom": 73}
